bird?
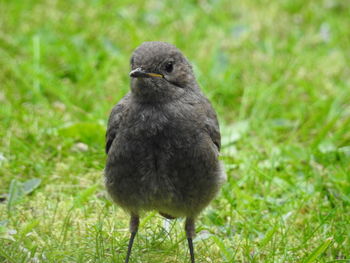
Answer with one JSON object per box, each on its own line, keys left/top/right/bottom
{"left": 105, "top": 41, "right": 226, "bottom": 263}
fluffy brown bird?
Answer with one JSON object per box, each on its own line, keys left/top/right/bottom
{"left": 105, "top": 41, "right": 225, "bottom": 263}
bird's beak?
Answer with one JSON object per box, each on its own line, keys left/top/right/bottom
{"left": 129, "top": 68, "right": 163, "bottom": 78}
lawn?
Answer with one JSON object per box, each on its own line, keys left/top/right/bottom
{"left": 0, "top": 0, "right": 349, "bottom": 262}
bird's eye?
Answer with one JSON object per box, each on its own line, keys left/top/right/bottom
{"left": 164, "top": 61, "right": 174, "bottom": 73}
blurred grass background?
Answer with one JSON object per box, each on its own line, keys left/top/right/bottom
{"left": 0, "top": 0, "right": 349, "bottom": 262}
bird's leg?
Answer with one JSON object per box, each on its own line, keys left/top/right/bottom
{"left": 125, "top": 214, "right": 139, "bottom": 263}
{"left": 185, "top": 217, "right": 196, "bottom": 263}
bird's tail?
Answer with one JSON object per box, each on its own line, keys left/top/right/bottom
{"left": 159, "top": 212, "right": 176, "bottom": 220}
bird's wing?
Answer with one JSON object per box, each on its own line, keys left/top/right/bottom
{"left": 105, "top": 93, "right": 130, "bottom": 154}
{"left": 202, "top": 97, "right": 221, "bottom": 151}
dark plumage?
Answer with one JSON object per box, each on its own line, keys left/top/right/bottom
{"left": 105, "top": 41, "right": 226, "bottom": 263}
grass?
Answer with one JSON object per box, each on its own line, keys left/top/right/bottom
{"left": 0, "top": 0, "right": 349, "bottom": 262}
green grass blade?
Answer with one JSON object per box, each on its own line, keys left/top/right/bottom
{"left": 7, "top": 179, "right": 24, "bottom": 212}
{"left": 302, "top": 237, "right": 333, "bottom": 263}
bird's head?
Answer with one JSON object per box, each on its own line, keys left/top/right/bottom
{"left": 129, "top": 42, "right": 197, "bottom": 101}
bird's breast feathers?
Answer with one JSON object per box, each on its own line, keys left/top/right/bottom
{"left": 126, "top": 100, "right": 198, "bottom": 138}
